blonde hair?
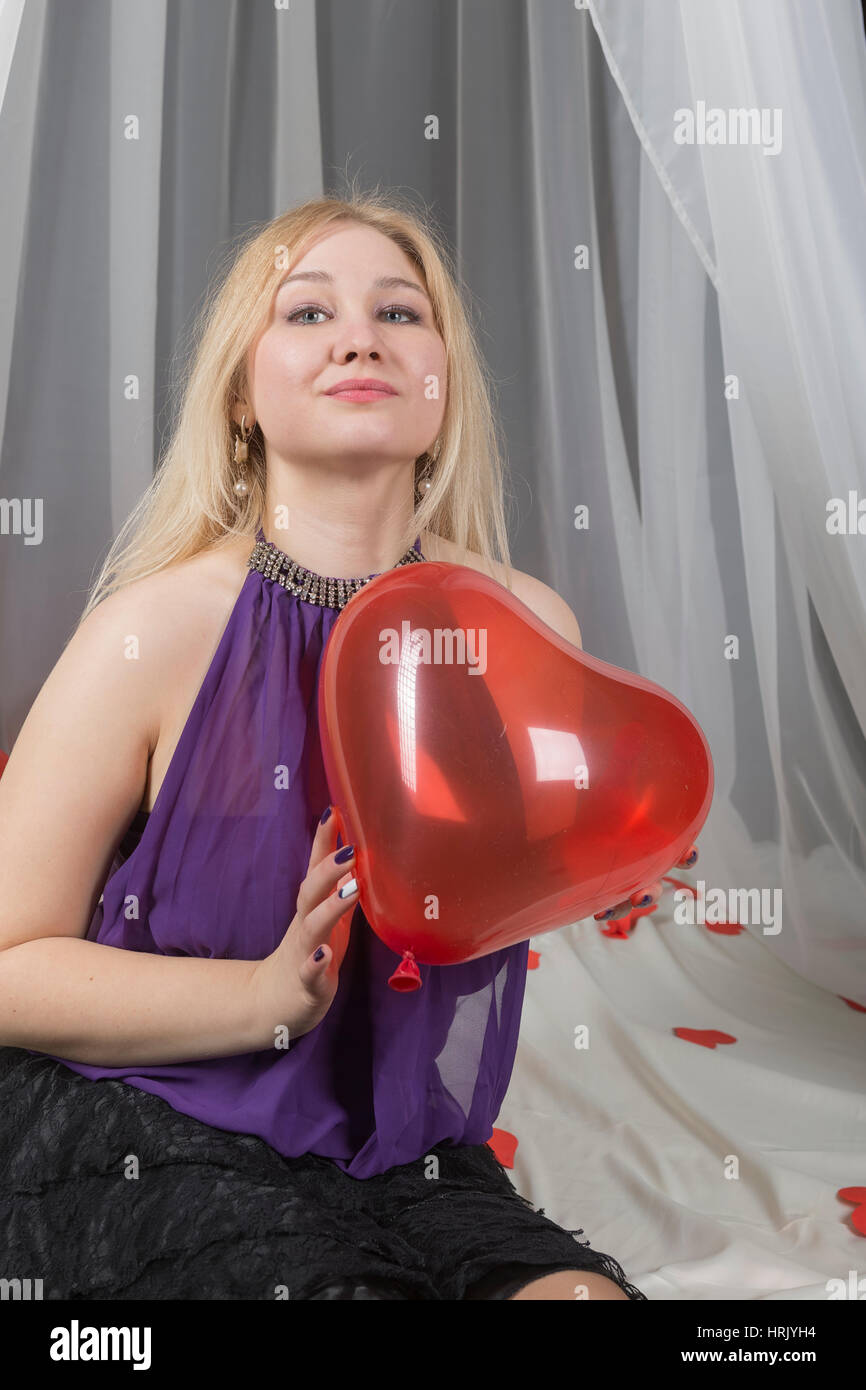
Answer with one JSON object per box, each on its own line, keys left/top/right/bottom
{"left": 79, "top": 183, "right": 514, "bottom": 624}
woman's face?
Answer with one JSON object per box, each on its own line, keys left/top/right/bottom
{"left": 245, "top": 223, "right": 447, "bottom": 473}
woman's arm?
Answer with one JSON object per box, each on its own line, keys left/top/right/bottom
{"left": 0, "top": 936, "right": 264, "bottom": 1064}
{"left": 0, "top": 572, "right": 266, "bottom": 1064}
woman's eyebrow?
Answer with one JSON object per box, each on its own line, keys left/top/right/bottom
{"left": 277, "top": 269, "right": 430, "bottom": 301}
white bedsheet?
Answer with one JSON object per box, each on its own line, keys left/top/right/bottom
{"left": 499, "top": 888, "right": 866, "bottom": 1300}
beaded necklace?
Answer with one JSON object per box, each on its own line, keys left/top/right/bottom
{"left": 247, "top": 529, "right": 425, "bottom": 610}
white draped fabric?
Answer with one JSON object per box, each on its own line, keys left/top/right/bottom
{"left": 585, "top": 0, "right": 866, "bottom": 1001}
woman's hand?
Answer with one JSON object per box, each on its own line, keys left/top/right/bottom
{"left": 593, "top": 843, "right": 699, "bottom": 922}
{"left": 250, "top": 805, "right": 359, "bottom": 1047}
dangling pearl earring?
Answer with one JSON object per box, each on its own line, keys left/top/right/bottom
{"left": 416, "top": 437, "right": 441, "bottom": 499}
{"left": 233, "top": 414, "right": 253, "bottom": 496}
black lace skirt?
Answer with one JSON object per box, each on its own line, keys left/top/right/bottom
{"left": 0, "top": 1046, "right": 647, "bottom": 1300}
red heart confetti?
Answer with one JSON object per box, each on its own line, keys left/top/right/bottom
{"left": 487, "top": 1127, "right": 518, "bottom": 1168}
{"left": 673, "top": 1027, "right": 737, "bottom": 1049}
{"left": 837, "top": 1188, "right": 866, "bottom": 1237}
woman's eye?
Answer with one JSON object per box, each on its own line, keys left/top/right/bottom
{"left": 286, "top": 306, "right": 329, "bottom": 324}
{"left": 285, "top": 304, "right": 421, "bottom": 325}
{"left": 380, "top": 305, "right": 421, "bottom": 324}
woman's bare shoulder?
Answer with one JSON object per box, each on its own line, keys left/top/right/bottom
{"left": 420, "top": 531, "right": 582, "bottom": 648}
{"left": 93, "top": 533, "right": 252, "bottom": 627}
{"left": 74, "top": 535, "right": 253, "bottom": 719}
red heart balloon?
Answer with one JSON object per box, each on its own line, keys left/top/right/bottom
{"left": 318, "top": 561, "right": 713, "bottom": 989}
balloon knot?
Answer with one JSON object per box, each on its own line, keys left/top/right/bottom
{"left": 388, "top": 949, "right": 422, "bottom": 993}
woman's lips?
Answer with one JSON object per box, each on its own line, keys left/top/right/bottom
{"left": 327, "top": 388, "right": 397, "bottom": 402}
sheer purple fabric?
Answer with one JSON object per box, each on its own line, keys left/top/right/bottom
{"left": 36, "top": 529, "right": 529, "bottom": 1178}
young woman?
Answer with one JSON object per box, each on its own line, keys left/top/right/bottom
{"left": 0, "top": 191, "right": 688, "bottom": 1300}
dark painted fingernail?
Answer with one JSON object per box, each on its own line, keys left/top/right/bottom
{"left": 686, "top": 850, "right": 697, "bottom": 865}
{"left": 335, "top": 844, "right": 355, "bottom": 864}
{"left": 320, "top": 806, "right": 332, "bottom": 824}
{"left": 597, "top": 908, "right": 614, "bottom": 919}
{"left": 313, "top": 946, "right": 325, "bottom": 961}
{"left": 639, "top": 895, "right": 652, "bottom": 905}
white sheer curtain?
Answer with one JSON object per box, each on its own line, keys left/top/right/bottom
{"left": 586, "top": 0, "right": 866, "bottom": 999}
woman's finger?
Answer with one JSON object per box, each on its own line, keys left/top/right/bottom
{"left": 298, "top": 866, "right": 359, "bottom": 968}
{"left": 594, "top": 877, "right": 665, "bottom": 920}
{"left": 630, "top": 878, "right": 664, "bottom": 908}
{"left": 308, "top": 804, "right": 339, "bottom": 870}
{"left": 295, "top": 831, "right": 356, "bottom": 929}
{"left": 594, "top": 899, "right": 632, "bottom": 920}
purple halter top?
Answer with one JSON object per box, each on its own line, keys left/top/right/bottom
{"left": 36, "top": 527, "right": 529, "bottom": 1178}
